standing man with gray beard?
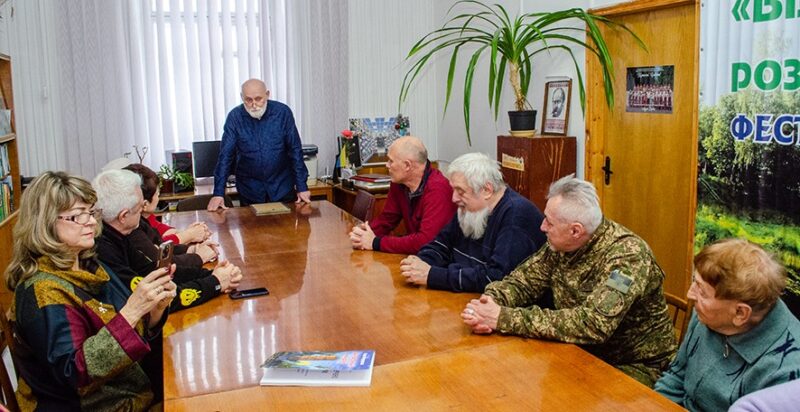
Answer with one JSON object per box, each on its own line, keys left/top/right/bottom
{"left": 400, "top": 153, "right": 546, "bottom": 292}
{"left": 208, "top": 79, "right": 310, "bottom": 210}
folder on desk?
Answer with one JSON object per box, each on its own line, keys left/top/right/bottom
{"left": 250, "top": 202, "right": 291, "bottom": 216}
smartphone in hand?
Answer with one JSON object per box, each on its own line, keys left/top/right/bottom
{"left": 229, "top": 287, "right": 269, "bottom": 299}
{"left": 157, "top": 241, "right": 174, "bottom": 271}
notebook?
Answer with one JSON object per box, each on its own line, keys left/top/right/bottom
{"left": 250, "top": 202, "right": 291, "bottom": 216}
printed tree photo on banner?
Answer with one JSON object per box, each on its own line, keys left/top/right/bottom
{"left": 696, "top": 1, "right": 800, "bottom": 313}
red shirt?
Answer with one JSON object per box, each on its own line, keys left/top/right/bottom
{"left": 369, "top": 166, "right": 456, "bottom": 254}
{"left": 146, "top": 214, "right": 181, "bottom": 244}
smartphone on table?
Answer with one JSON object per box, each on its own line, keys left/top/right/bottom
{"left": 229, "top": 287, "right": 270, "bottom": 299}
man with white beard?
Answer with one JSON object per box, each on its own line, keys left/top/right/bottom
{"left": 208, "top": 79, "right": 310, "bottom": 210}
{"left": 400, "top": 153, "right": 545, "bottom": 292}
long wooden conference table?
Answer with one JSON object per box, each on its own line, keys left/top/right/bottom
{"left": 162, "top": 201, "right": 683, "bottom": 411}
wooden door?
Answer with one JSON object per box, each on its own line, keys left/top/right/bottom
{"left": 586, "top": 0, "right": 699, "bottom": 296}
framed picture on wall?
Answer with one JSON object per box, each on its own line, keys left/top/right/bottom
{"left": 541, "top": 79, "right": 572, "bottom": 135}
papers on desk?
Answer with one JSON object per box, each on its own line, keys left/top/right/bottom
{"left": 250, "top": 202, "right": 291, "bottom": 216}
{"left": 260, "top": 350, "right": 375, "bottom": 387}
{"left": 352, "top": 180, "right": 390, "bottom": 192}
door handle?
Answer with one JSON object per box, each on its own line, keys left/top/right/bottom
{"left": 601, "top": 156, "right": 613, "bottom": 185}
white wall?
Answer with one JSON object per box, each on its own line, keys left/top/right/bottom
{"left": 434, "top": 0, "right": 597, "bottom": 177}
{"left": 347, "top": 0, "right": 440, "bottom": 160}
{"left": 349, "top": 0, "right": 633, "bottom": 177}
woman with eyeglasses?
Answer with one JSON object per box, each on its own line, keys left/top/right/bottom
{"left": 4, "top": 171, "right": 176, "bottom": 411}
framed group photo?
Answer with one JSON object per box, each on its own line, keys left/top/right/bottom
{"left": 541, "top": 79, "right": 572, "bottom": 135}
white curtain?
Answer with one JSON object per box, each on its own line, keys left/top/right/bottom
{"left": 14, "top": 0, "right": 347, "bottom": 179}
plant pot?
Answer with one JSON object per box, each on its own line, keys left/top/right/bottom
{"left": 161, "top": 179, "right": 174, "bottom": 194}
{"left": 508, "top": 110, "right": 537, "bottom": 132}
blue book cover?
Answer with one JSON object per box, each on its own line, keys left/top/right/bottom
{"left": 260, "top": 350, "right": 375, "bottom": 386}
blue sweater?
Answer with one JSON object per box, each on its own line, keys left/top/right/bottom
{"left": 655, "top": 301, "right": 800, "bottom": 411}
{"left": 214, "top": 101, "right": 308, "bottom": 203}
{"left": 417, "top": 188, "right": 546, "bottom": 292}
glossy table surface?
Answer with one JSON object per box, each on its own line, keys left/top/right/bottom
{"left": 162, "top": 202, "right": 682, "bottom": 411}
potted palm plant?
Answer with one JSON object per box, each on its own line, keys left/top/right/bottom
{"left": 399, "top": 0, "right": 643, "bottom": 144}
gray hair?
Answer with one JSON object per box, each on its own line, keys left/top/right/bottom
{"left": 446, "top": 152, "right": 506, "bottom": 194}
{"left": 547, "top": 175, "right": 602, "bottom": 234}
{"left": 92, "top": 169, "right": 142, "bottom": 221}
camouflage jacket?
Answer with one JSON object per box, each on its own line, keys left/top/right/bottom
{"left": 485, "top": 218, "right": 677, "bottom": 368}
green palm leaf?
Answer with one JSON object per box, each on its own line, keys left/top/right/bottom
{"left": 399, "top": 0, "right": 644, "bottom": 144}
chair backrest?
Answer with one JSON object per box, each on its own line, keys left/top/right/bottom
{"left": 351, "top": 190, "right": 376, "bottom": 222}
{"left": 176, "top": 194, "right": 233, "bottom": 212}
{"left": 0, "top": 304, "right": 19, "bottom": 412}
{"left": 665, "top": 292, "right": 693, "bottom": 344}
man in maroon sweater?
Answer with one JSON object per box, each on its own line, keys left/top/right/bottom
{"left": 349, "top": 136, "right": 456, "bottom": 254}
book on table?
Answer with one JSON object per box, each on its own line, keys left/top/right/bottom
{"left": 260, "top": 350, "right": 375, "bottom": 387}
{"left": 250, "top": 202, "right": 291, "bottom": 216}
{"left": 350, "top": 174, "right": 391, "bottom": 183}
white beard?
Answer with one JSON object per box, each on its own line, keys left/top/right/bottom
{"left": 246, "top": 102, "right": 267, "bottom": 119}
{"left": 458, "top": 207, "right": 489, "bottom": 240}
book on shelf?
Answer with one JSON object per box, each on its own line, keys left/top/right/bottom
{"left": 250, "top": 202, "right": 291, "bottom": 216}
{"left": 0, "top": 110, "right": 10, "bottom": 135}
{"left": 0, "top": 143, "right": 9, "bottom": 176}
{"left": 0, "top": 175, "right": 11, "bottom": 221}
{"left": 351, "top": 174, "right": 391, "bottom": 183}
{"left": 260, "top": 350, "right": 375, "bottom": 387}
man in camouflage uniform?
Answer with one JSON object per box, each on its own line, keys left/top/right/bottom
{"left": 462, "top": 175, "right": 676, "bottom": 387}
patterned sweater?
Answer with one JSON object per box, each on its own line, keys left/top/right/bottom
{"left": 11, "top": 257, "right": 160, "bottom": 411}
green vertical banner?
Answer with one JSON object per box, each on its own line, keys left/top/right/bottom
{"left": 696, "top": 0, "right": 800, "bottom": 300}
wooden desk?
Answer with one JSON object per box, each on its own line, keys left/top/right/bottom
{"left": 167, "top": 340, "right": 682, "bottom": 411}
{"left": 160, "top": 180, "right": 333, "bottom": 203}
{"left": 162, "top": 202, "right": 680, "bottom": 411}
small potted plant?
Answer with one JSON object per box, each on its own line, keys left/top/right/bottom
{"left": 157, "top": 164, "right": 194, "bottom": 194}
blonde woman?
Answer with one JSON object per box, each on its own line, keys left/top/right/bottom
{"left": 5, "top": 171, "right": 176, "bottom": 411}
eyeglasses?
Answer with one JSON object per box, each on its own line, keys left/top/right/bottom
{"left": 57, "top": 209, "right": 103, "bottom": 225}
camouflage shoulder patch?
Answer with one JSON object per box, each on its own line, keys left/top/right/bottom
{"left": 606, "top": 269, "right": 633, "bottom": 294}
{"left": 596, "top": 289, "right": 626, "bottom": 317}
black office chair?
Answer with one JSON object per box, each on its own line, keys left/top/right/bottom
{"left": 351, "top": 190, "right": 376, "bottom": 222}
{"left": 176, "top": 194, "right": 234, "bottom": 212}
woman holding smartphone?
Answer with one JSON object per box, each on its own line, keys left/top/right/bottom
{"left": 4, "top": 171, "right": 177, "bottom": 411}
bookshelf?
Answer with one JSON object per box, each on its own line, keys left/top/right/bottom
{"left": 0, "top": 54, "right": 19, "bottom": 306}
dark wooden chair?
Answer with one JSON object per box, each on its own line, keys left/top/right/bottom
{"left": 176, "top": 194, "right": 233, "bottom": 212}
{"left": 665, "top": 292, "right": 693, "bottom": 344}
{"left": 351, "top": 190, "right": 376, "bottom": 222}
{"left": 0, "top": 304, "right": 19, "bottom": 412}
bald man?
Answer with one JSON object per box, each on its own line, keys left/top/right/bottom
{"left": 349, "top": 136, "right": 456, "bottom": 254}
{"left": 208, "top": 79, "right": 310, "bottom": 211}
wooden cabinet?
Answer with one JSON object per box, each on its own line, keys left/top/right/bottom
{"left": 496, "top": 135, "right": 576, "bottom": 210}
